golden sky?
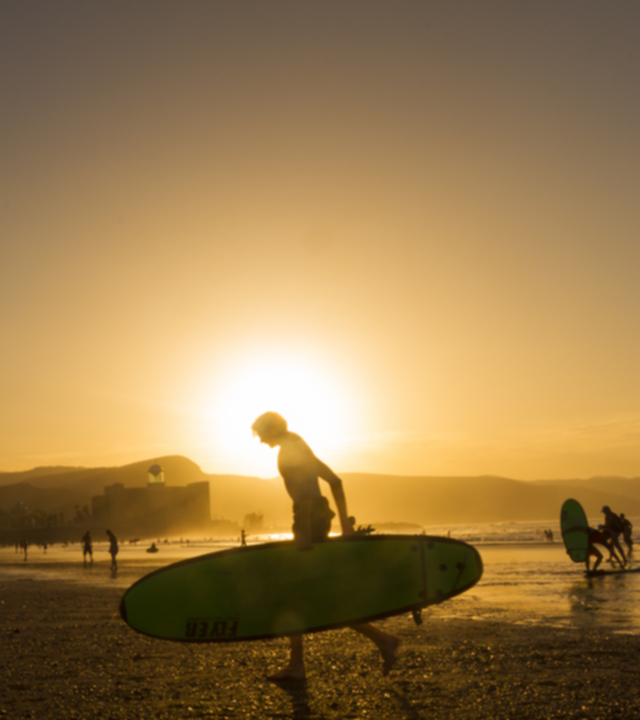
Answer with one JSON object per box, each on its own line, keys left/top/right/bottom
{"left": 2, "top": 2, "right": 640, "bottom": 479}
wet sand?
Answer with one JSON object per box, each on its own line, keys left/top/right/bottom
{"left": 2, "top": 577, "right": 640, "bottom": 719}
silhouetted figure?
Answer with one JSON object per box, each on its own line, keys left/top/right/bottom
{"left": 146, "top": 542, "right": 158, "bottom": 553}
{"left": 21, "top": 538, "right": 28, "bottom": 561}
{"left": 252, "top": 411, "right": 399, "bottom": 681}
{"left": 106, "top": 529, "right": 118, "bottom": 570}
{"left": 543, "top": 529, "right": 554, "bottom": 542}
{"left": 602, "top": 506, "right": 626, "bottom": 566}
{"left": 598, "top": 527, "right": 624, "bottom": 566}
{"left": 356, "top": 524, "right": 375, "bottom": 535}
{"left": 586, "top": 527, "right": 613, "bottom": 572}
{"left": 82, "top": 531, "right": 93, "bottom": 566}
{"left": 240, "top": 529, "right": 247, "bottom": 546}
{"left": 620, "top": 513, "right": 633, "bottom": 555}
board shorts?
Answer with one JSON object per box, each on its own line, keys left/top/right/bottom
{"left": 292, "top": 497, "right": 335, "bottom": 544}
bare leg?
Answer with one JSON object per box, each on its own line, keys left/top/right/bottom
{"left": 592, "top": 547, "right": 603, "bottom": 572}
{"left": 268, "top": 635, "right": 306, "bottom": 681}
{"left": 612, "top": 538, "right": 627, "bottom": 566}
{"left": 352, "top": 623, "right": 400, "bottom": 676}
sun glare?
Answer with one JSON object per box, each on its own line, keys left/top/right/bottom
{"left": 202, "top": 352, "right": 356, "bottom": 475}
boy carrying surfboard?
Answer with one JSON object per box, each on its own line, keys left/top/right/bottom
{"left": 252, "top": 412, "right": 400, "bottom": 681}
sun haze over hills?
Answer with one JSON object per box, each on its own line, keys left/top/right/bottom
{"left": 2, "top": 3, "right": 640, "bottom": 480}
{"left": 1, "top": 457, "right": 639, "bottom": 529}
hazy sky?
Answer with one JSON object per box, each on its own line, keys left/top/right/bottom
{"left": 2, "top": 2, "right": 640, "bottom": 479}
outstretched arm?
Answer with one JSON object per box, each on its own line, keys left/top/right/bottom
{"left": 316, "top": 459, "right": 354, "bottom": 535}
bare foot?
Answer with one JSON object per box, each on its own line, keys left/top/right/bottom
{"left": 380, "top": 636, "right": 400, "bottom": 676}
{"left": 267, "top": 665, "right": 306, "bottom": 682}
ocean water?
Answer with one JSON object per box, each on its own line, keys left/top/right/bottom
{"left": 2, "top": 519, "right": 639, "bottom": 634}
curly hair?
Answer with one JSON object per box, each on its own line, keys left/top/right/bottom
{"left": 251, "top": 412, "right": 288, "bottom": 439}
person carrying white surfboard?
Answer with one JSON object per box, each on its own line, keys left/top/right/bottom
{"left": 252, "top": 411, "right": 400, "bottom": 681}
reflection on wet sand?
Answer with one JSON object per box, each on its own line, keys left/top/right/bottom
{"left": 2, "top": 537, "right": 640, "bottom": 632}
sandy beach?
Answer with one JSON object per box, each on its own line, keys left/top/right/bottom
{"left": 2, "top": 573, "right": 640, "bottom": 720}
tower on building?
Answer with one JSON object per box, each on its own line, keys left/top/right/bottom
{"left": 147, "top": 463, "right": 165, "bottom": 486}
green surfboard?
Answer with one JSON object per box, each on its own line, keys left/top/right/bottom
{"left": 561, "top": 498, "right": 589, "bottom": 563}
{"left": 120, "top": 535, "right": 483, "bottom": 642}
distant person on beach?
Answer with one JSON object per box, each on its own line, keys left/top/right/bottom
{"left": 620, "top": 513, "right": 633, "bottom": 555}
{"left": 602, "top": 506, "right": 626, "bottom": 566}
{"left": 252, "top": 411, "right": 399, "bottom": 681}
{"left": 106, "top": 530, "right": 118, "bottom": 570}
{"left": 21, "top": 538, "right": 28, "bottom": 561}
{"left": 82, "top": 531, "right": 93, "bottom": 565}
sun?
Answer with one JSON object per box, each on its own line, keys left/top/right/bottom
{"left": 201, "top": 350, "right": 356, "bottom": 475}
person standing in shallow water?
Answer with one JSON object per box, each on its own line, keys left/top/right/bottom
{"left": 82, "top": 530, "right": 93, "bottom": 566}
{"left": 106, "top": 529, "right": 118, "bottom": 571}
{"left": 252, "top": 411, "right": 400, "bottom": 681}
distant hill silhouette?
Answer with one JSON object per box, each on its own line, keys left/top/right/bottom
{"left": 1, "top": 457, "right": 639, "bottom": 528}
{"left": 340, "top": 473, "right": 640, "bottom": 526}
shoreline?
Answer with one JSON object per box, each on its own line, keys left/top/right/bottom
{"left": 2, "top": 578, "right": 640, "bottom": 719}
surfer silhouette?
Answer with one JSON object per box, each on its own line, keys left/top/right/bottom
{"left": 252, "top": 411, "right": 400, "bottom": 681}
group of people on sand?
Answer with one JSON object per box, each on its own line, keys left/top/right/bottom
{"left": 80, "top": 529, "right": 119, "bottom": 570}
{"left": 586, "top": 505, "right": 633, "bottom": 572}
{"left": 14, "top": 538, "right": 48, "bottom": 560}
{"left": 51, "top": 410, "right": 637, "bottom": 682}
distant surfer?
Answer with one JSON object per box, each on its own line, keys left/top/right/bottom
{"left": 601, "top": 506, "right": 626, "bottom": 567}
{"left": 252, "top": 411, "right": 400, "bottom": 681}
{"left": 620, "top": 513, "right": 633, "bottom": 555}
{"left": 106, "top": 529, "right": 119, "bottom": 570}
{"left": 82, "top": 531, "right": 93, "bottom": 566}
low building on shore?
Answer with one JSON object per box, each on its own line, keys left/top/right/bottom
{"left": 91, "top": 463, "right": 212, "bottom": 537}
